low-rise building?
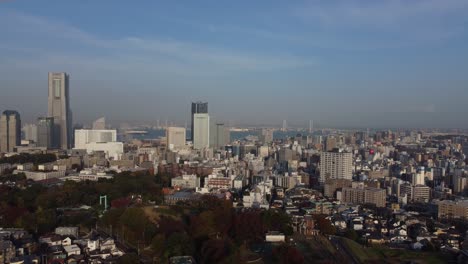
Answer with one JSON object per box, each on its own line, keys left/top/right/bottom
{"left": 171, "top": 174, "right": 200, "bottom": 189}
{"left": 438, "top": 200, "right": 468, "bottom": 220}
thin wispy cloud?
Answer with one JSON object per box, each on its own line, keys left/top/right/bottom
{"left": 291, "top": 0, "right": 468, "bottom": 48}
{"left": 0, "top": 10, "right": 314, "bottom": 78}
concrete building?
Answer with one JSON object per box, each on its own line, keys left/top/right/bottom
{"left": 325, "top": 136, "right": 337, "bottom": 151}
{"left": 453, "top": 174, "right": 468, "bottom": 194}
{"left": 210, "top": 122, "right": 229, "bottom": 149}
{"left": 191, "top": 101, "right": 208, "bottom": 140}
{"left": 171, "top": 174, "right": 200, "bottom": 189}
{"left": 400, "top": 183, "right": 430, "bottom": 202}
{"left": 342, "top": 186, "right": 386, "bottom": 207}
{"left": 319, "top": 150, "right": 353, "bottom": 183}
{"left": 92, "top": 117, "right": 106, "bottom": 130}
{"left": 261, "top": 129, "right": 274, "bottom": 144}
{"left": 324, "top": 179, "right": 352, "bottom": 198}
{"left": 166, "top": 127, "right": 186, "bottom": 149}
{"left": 74, "top": 129, "right": 122, "bottom": 159}
{"left": 75, "top": 129, "right": 117, "bottom": 147}
{"left": 205, "top": 175, "right": 232, "bottom": 189}
{"left": 48, "top": 72, "right": 72, "bottom": 149}
{"left": 22, "top": 170, "right": 66, "bottom": 181}
{"left": 193, "top": 113, "right": 210, "bottom": 150}
{"left": 438, "top": 200, "right": 468, "bottom": 220}
{"left": 22, "top": 123, "right": 38, "bottom": 142}
{"left": 37, "top": 117, "right": 54, "bottom": 149}
{"left": 0, "top": 110, "right": 21, "bottom": 153}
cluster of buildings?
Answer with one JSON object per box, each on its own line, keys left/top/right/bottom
{"left": 0, "top": 227, "right": 124, "bottom": 263}
{"left": 3, "top": 71, "right": 468, "bottom": 260}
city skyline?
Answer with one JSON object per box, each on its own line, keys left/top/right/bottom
{"left": 1, "top": 1, "right": 468, "bottom": 128}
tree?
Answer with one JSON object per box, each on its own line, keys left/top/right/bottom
{"left": 314, "top": 215, "right": 336, "bottom": 235}
{"left": 164, "top": 232, "right": 195, "bottom": 259}
{"left": 344, "top": 229, "right": 359, "bottom": 241}
{"left": 35, "top": 208, "right": 57, "bottom": 233}
{"left": 272, "top": 243, "right": 304, "bottom": 264}
{"left": 200, "top": 238, "right": 231, "bottom": 264}
{"left": 118, "top": 253, "right": 139, "bottom": 264}
{"left": 151, "top": 234, "right": 166, "bottom": 255}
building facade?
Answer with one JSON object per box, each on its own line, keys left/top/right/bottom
{"left": 0, "top": 110, "right": 21, "bottom": 153}
{"left": 342, "top": 186, "right": 386, "bottom": 207}
{"left": 319, "top": 150, "right": 353, "bottom": 183}
{"left": 22, "top": 123, "right": 38, "bottom": 142}
{"left": 209, "top": 122, "right": 229, "bottom": 149}
{"left": 166, "top": 127, "right": 186, "bottom": 149}
{"left": 191, "top": 102, "right": 208, "bottom": 141}
{"left": 48, "top": 72, "right": 72, "bottom": 149}
{"left": 438, "top": 200, "right": 468, "bottom": 219}
{"left": 193, "top": 113, "right": 210, "bottom": 150}
{"left": 37, "top": 117, "right": 54, "bottom": 149}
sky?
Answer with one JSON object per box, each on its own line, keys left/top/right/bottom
{"left": 1, "top": 0, "right": 468, "bottom": 128}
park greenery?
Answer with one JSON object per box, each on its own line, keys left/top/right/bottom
{"left": 0, "top": 170, "right": 298, "bottom": 263}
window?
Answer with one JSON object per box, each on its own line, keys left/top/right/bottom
{"left": 53, "top": 79, "right": 61, "bottom": 98}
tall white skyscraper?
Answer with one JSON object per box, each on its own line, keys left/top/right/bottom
{"left": 193, "top": 113, "right": 210, "bottom": 150}
{"left": 48, "top": 72, "right": 72, "bottom": 149}
{"left": 166, "top": 127, "right": 186, "bottom": 149}
{"left": 319, "top": 150, "right": 353, "bottom": 184}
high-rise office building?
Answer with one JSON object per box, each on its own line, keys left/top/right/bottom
{"left": 191, "top": 102, "right": 208, "bottom": 140}
{"left": 0, "top": 110, "right": 21, "bottom": 153}
{"left": 22, "top": 123, "right": 38, "bottom": 142}
{"left": 48, "top": 72, "right": 72, "bottom": 149}
{"left": 166, "top": 127, "right": 186, "bottom": 149}
{"left": 37, "top": 117, "right": 54, "bottom": 149}
{"left": 319, "top": 150, "right": 353, "bottom": 184}
{"left": 209, "top": 122, "right": 229, "bottom": 149}
{"left": 193, "top": 113, "right": 210, "bottom": 150}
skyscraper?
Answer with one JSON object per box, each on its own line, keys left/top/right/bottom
{"left": 193, "top": 113, "right": 210, "bottom": 149}
{"left": 191, "top": 102, "right": 208, "bottom": 140}
{"left": 37, "top": 117, "right": 54, "bottom": 149}
{"left": 48, "top": 72, "right": 72, "bottom": 149}
{"left": 209, "top": 122, "right": 229, "bottom": 149}
{"left": 0, "top": 110, "right": 21, "bottom": 153}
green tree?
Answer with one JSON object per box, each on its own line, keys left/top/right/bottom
{"left": 151, "top": 234, "right": 166, "bottom": 254}
{"left": 118, "top": 253, "right": 139, "bottom": 264}
{"left": 164, "top": 232, "right": 195, "bottom": 259}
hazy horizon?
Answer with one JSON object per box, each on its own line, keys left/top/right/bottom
{"left": 1, "top": 1, "right": 468, "bottom": 128}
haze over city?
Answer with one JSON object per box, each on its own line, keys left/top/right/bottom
{"left": 1, "top": 0, "right": 468, "bottom": 128}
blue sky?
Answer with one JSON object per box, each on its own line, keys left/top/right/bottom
{"left": 1, "top": 0, "right": 468, "bottom": 128}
